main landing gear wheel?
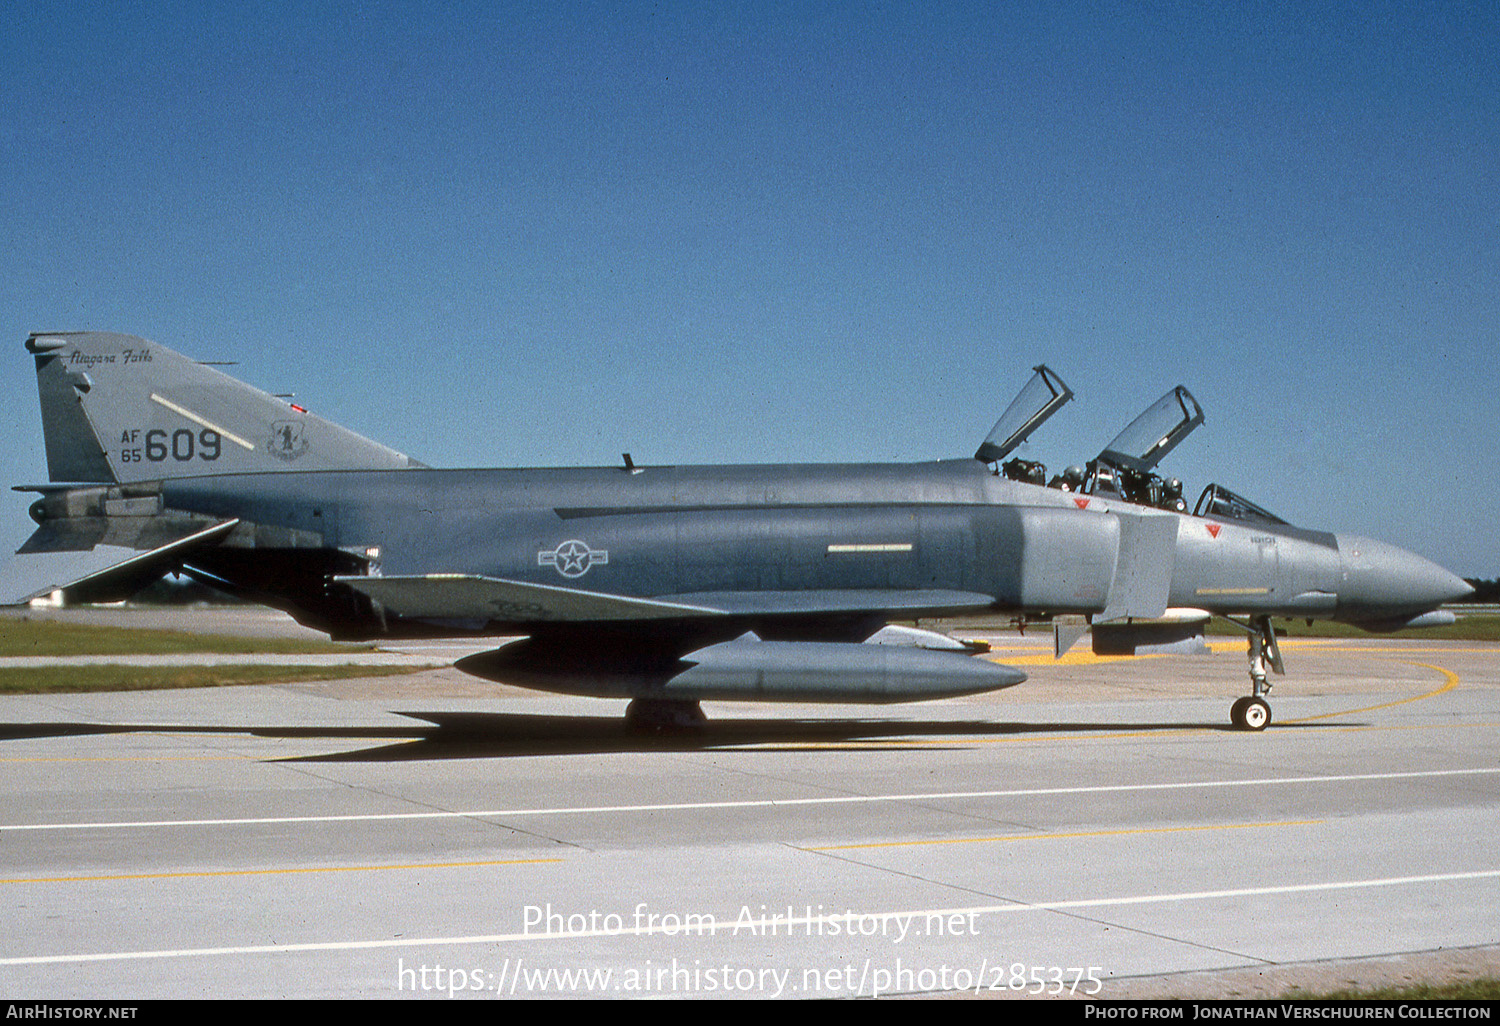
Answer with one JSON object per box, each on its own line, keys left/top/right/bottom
{"left": 1230, "top": 696, "right": 1271, "bottom": 732}
{"left": 625, "top": 698, "right": 707, "bottom": 732}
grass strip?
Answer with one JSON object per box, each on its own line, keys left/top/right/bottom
{"left": 930, "top": 614, "right": 1500, "bottom": 643}
{"left": 0, "top": 664, "right": 423, "bottom": 694}
{"left": 0, "top": 618, "right": 373, "bottom": 657}
{"left": 1207, "top": 615, "right": 1500, "bottom": 642}
{"left": 1287, "top": 977, "right": 1500, "bottom": 1000}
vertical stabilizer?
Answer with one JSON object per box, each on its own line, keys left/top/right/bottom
{"left": 26, "top": 332, "right": 422, "bottom": 483}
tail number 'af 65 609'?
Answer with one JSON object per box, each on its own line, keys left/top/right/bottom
{"left": 119, "top": 428, "right": 222, "bottom": 463}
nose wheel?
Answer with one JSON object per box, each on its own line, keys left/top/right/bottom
{"left": 1230, "top": 695, "right": 1271, "bottom": 731}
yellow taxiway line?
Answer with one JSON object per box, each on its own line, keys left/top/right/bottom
{"left": 804, "top": 818, "right": 1323, "bottom": 852}
{"left": 1, "top": 857, "right": 563, "bottom": 886}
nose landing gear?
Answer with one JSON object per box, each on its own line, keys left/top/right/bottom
{"left": 1227, "top": 615, "right": 1281, "bottom": 731}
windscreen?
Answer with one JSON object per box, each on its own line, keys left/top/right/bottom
{"left": 1193, "top": 483, "right": 1287, "bottom": 525}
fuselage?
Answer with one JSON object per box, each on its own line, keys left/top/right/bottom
{"left": 148, "top": 457, "right": 1469, "bottom": 638}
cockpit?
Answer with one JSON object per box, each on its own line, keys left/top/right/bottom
{"left": 1077, "top": 383, "right": 1203, "bottom": 511}
{"left": 981, "top": 366, "right": 1290, "bottom": 525}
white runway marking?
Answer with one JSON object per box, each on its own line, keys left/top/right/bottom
{"left": 4, "top": 766, "right": 1496, "bottom": 832}
{"left": 4, "top": 868, "right": 1497, "bottom": 966}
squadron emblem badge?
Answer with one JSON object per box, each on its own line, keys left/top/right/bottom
{"left": 267, "top": 420, "right": 309, "bottom": 461}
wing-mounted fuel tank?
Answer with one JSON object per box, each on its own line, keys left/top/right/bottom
{"left": 455, "top": 632, "right": 1027, "bottom": 703}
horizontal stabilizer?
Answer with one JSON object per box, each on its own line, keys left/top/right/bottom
{"left": 338, "top": 574, "right": 724, "bottom": 623}
{"left": 17, "top": 512, "right": 229, "bottom": 555}
{"left": 1, "top": 519, "right": 239, "bottom": 605}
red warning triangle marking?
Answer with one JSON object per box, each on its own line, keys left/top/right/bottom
{"left": 1073, "top": 498, "right": 1091, "bottom": 510}
{"left": 1206, "top": 523, "right": 1222, "bottom": 538}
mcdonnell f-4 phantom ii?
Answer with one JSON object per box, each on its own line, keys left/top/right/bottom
{"left": 3, "top": 332, "right": 1473, "bottom": 730}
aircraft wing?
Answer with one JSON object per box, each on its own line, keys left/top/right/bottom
{"left": 341, "top": 576, "right": 1019, "bottom": 705}
{"left": 651, "top": 589, "right": 1000, "bottom": 617}
{"left": 337, "top": 575, "right": 997, "bottom": 625}
{"left": 339, "top": 574, "right": 724, "bottom": 623}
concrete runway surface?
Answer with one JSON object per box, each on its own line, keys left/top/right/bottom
{"left": 0, "top": 609, "right": 1496, "bottom": 999}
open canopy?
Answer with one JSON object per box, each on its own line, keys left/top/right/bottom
{"left": 975, "top": 365, "right": 1074, "bottom": 464}
{"left": 1096, "top": 385, "right": 1204, "bottom": 472}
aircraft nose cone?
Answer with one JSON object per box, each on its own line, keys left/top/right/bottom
{"left": 1337, "top": 535, "right": 1473, "bottom": 618}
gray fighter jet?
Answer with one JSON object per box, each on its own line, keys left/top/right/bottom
{"left": 3, "top": 332, "right": 1472, "bottom": 730}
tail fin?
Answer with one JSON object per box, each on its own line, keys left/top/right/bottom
{"left": 26, "top": 332, "right": 421, "bottom": 483}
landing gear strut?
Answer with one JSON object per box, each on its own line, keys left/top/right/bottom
{"left": 1226, "top": 615, "right": 1281, "bottom": 732}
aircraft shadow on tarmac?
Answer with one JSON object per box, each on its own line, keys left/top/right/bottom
{"left": 0, "top": 712, "right": 1337, "bottom": 762}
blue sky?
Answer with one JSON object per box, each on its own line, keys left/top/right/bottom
{"left": 3, "top": 1, "right": 1496, "bottom": 573}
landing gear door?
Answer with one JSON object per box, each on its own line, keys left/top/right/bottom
{"left": 1096, "top": 385, "right": 1204, "bottom": 472}
{"left": 975, "top": 365, "right": 1074, "bottom": 464}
